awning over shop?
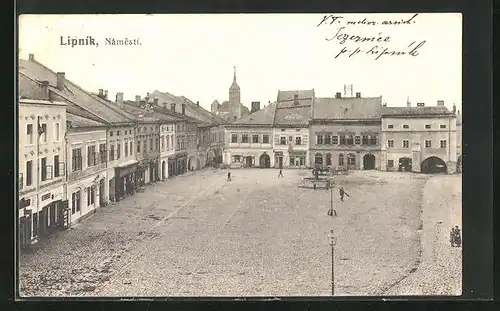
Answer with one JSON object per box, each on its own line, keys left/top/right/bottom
{"left": 115, "top": 160, "right": 139, "bottom": 177}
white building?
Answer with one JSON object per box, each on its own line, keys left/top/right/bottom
{"left": 271, "top": 90, "right": 314, "bottom": 168}
{"left": 18, "top": 97, "right": 67, "bottom": 248}
{"left": 380, "top": 101, "right": 458, "bottom": 174}
{"left": 65, "top": 113, "right": 107, "bottom": 224}
{"left": 224, "top": 102, "right": 276, "bottom": 168}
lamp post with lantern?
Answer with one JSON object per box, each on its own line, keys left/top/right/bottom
{"left": 329, "top": 229, "right": 337, "bottom": 296}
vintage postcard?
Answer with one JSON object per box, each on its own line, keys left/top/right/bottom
{"left": 17, "top": 13, "right": 462, "bottom": 297}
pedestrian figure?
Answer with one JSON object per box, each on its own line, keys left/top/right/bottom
{"left": 227, "top": 170, "right": 231, "bottom": 181}
{"left": 451, "top": 225, "right": 462, "bottom": 247}
{"left": 450, "top": 227, "right": 456, "bottom": 247}
{"left": 339, "top": 187, "right": 350, "bottom": 202}
{"left": 278, "top": 169, "right": 283, "bottom": 178}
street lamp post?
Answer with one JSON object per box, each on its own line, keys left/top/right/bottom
{"left": 329, "top": 174, "right": 337, "bottom": 216}
{"left": 329, "top": 229, "right": 337, "bottom": 296}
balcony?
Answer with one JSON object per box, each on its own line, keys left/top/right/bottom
{"left": 68, "top": 162, "right": 106, "bottom": 182}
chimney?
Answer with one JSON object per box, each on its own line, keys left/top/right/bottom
{"left": 196, "top": 101, "right": 199, "bottom": 107}
{"left": 135, "top": 95, "right": 141, "bottom": 105}
{"left": 154, "top": 98, "right": 159, "bottom": 105}
{"left": 335, "top": 92, "right": 341, "bottom": 99}
{"left": 56, "top": 72, "right": 65, "bottom": 90}
{"left": 104, "top": 90, "right": 108, "bottom": 100}
{"left": 171, "top": 103, "right": 176, "bottom": 112}
{"left": 452, "top": 103, "right": 456, "bottom": 114}
{"left": 437, "top": 100, "right": 445, "bottom": 107}
{"left": 356, "top": 92, "right": 361, "bottom": 98}
{"left": 457, "top": 110, "right": 460, "bottom": 115}
{"left": 407, "top": 102, "right": 411, "bottom": 107}
{"left": 41, "top": 80, "right": 50, "bottom": 100}
{"left": 99, "top": 89, "right": 104, "bottom": 98}
{"left": 182, "top": 103, "right": 186, "bottom": 115}
{"left": 116, "top": 92, "right": 124, "bottom": 106}
{"left": 417, "top": 102, "right": 425, "bottom": 107}
{"left": 293, "top": 94, "right": 299, "bottom": 105}
{"left": 29, "top": 54, "right": 34, "bottom": 61}
{"left": 251, "top": 101, "right": 261, "bottom": 113}
{"left": 382, "top": 102, "right": 387, "bottom": 107}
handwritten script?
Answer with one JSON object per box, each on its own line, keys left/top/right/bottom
{"left": 317, "top": 14, "right": 426, "bottom": 60}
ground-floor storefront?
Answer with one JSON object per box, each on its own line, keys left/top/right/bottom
{"left": 18, "top": 184, "right": 68, "bottom": 250}
{"left": 224, "top": 149, "right": 275, "bottom": 168}
{"left": 380, "top": 150, "right": 456, "bottom": 174}
{"left": 67, "top": 171, "right": 107, "bottom": 224}
{"left": 310, "top": 150, "right": 380, "bottom": 170}
{"left": 168, "top": 152, "right": 187, "bottom": 177}
{"left": 272, "top": 150, "right": 309, "bottom": 169}
{"left": 160, "top": 155, "right": 172, "bottom": 180}
{"left": 114, "top": 160, "right": 139, "bottom": 202}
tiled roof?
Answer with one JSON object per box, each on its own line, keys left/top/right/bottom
{"left": 277, "top": 90, "right": 315, "bottom": 102}
{"left": 313, "top": 97, "right": 382, "bottom": 120}
{"left": 179, "top": 95, "right": 228, "bottom": 124}
{"left": 19, "top": 73, "right": 47, "bottom": 100}
{"left": 273, "top": 106, "right": 311, "bottom": 126}
{"left": 273, "top": 89, "right": 314, "bottom": 126}
{"left": 233, "top": 102, "right": 276, "bottom": 126}
{"left": 67, "top": 112, "right": 106, "bottom": 128}
{"left": 19, "top": 58, "right": 133, "bottom": 125}
{"left": 19, "top": 97, "right": 67, "bottom": 107}
{"left": 148, "top": 91, "right": 209, "bottom": 124}
{"left": 381, "top": 106, "right": 454, "bottom": 116}
{"left": 120, "top": 102, "right": 161, "bottom": 123}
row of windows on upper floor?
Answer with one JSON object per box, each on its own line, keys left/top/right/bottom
{"left": 387, "top": 139, "right": 448, "bottom": 149}
{"left": 315, "top": 134, "right": 377, "bottom": 146}
{"left": 386, "top": 124, "right": 449, "bottom": 130}
{"left": 230, "top": 133, "right": 271, "bottom": 144}
{"left": 19, "top": 155, "right": 64, "bottom": 190}
{"left": 24, "top": 122, "right": 61, "bottom": 145}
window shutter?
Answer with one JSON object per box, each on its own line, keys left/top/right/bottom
{"left": 46, "top": 165, "right": 53, "bottom": 180}
{"left": 58, "top": 162, "right": 65, "bottom": 176}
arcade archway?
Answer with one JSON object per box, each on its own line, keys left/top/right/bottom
{"left": 421, "top": 156, "right": 447, "bottom": 174}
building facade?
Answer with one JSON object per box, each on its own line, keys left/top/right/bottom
{"left": 272, "top": 90, "right": 314, "bottom": 168}
{"left": 65, "top": 113, "right": 107, "bottom": 224}
{"left": 380, "top": 101, "right": 458, "bottom": 174}
{"left": 310, "top": 94, "right": 382, "bottom": 170}
{"left": 224, "top": 101, "right": 276, "bottom": 168}
{"left": 18, "top": 98, "right": 67, "bottom": 248}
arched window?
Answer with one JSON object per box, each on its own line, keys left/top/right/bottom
{"left": 347, "top": 153, "right": 356, "bottom": 165}
{"left": 326, "top": 153, "right": 332, "bottom": 166}
{"left": 315, "top": 153, "right": 323, "bottom": 165}
{"left": 338, "top": 154, "right": 344, "bottom": 166}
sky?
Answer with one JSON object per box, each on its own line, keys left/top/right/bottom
{"left": 19, "top": 13, "right": 462, "bottom": 112}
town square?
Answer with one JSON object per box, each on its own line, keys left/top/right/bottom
{"left": 18, "top": 14, "right": 462, "bottom": 297}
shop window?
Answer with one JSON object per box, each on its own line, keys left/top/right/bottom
{"left": 347, "top": 153, "right": 356, "bottom": 165}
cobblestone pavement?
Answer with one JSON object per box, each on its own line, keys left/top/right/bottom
{"left": 19, "top": 168, "right": 460, "bottom": 297}
{"left": 384, "top": 174, "right": 462, "bottom": 296}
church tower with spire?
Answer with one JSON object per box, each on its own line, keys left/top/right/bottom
{"left": 229, "top": 66, "right": 241, "bottom": 121}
